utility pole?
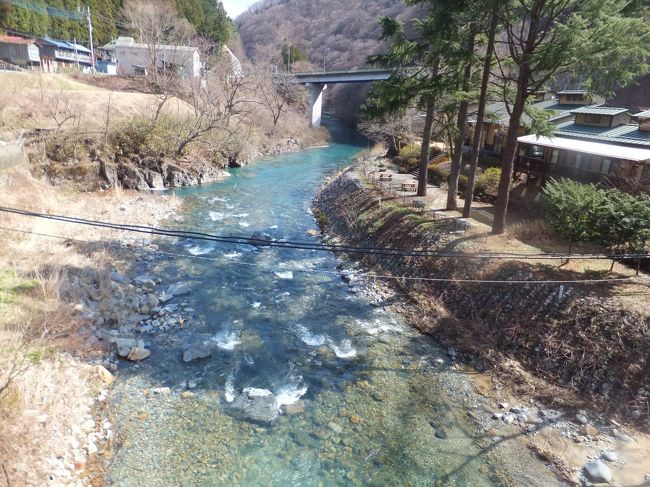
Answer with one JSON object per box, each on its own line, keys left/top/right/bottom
{"left": 73, "top": 36, "right": 80, "bottom": 70}
{"left": 86, "top": 6, "right": 95, "bottom": 71}
{"left": 322, "top": 47, "right": 330, "bottom": 73}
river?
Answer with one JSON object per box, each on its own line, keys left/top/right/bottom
{"left": 106, "top": 122, "right": 505, "bottom": 486}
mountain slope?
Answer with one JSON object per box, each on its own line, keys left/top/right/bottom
{"left": 237, "top": 0, "right": 424, "bottom": 120}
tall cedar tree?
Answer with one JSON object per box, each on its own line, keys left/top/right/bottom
{"left": 364, "top": 0, "right": 473, "bottom": 197}
{"left": 491, "top": 0, "right": 649, "bottom": 234}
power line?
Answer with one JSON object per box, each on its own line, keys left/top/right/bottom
{"left": 1, "top": 205, "right": 648, "bottom": 261}
{"left": 2, "top": 224, "right": 646, "bottom": 285}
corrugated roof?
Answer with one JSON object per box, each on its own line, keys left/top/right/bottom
{"left": 555, "top": 121, "right": 650, "bottom": 147}
{"left": 518, "top": 134, "right": 650, "bottom": 162}
{"left": 570, "top": 106, "right": 629, "bottom": 116}
{"left": 633, "top": 110, "right": 650, "bottom": 119}
{"left": 469, "top": 99, "right": 588, "bottom": 126}
{"left": 39, "top": 37, "right": 91, "bottom": 53}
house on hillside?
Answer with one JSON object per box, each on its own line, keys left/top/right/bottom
{"left": 36, "top": 37, "right": 93, "bottom": 72}
{"left": 516, "top": 106, "right": 650, "bottom": 186}
{"left": 0, "top": 35, "right": 41, "bottom": 69}
{"left": 98, "top": 37, "right": 200, "bottom": 78}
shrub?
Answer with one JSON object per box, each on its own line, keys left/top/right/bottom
{"left": 427, "top": 163, "right": 450, "bottom": 185}
{"left": 475, "top": 167, "right": 501, "bottom": 198}
{"left": 313, "top": 208, "right": 329, "bottom": 228}
{"left": 111, "top": 116, "right": 179, "bottom": 157}
{"left": 398, "top": 144, "right": 421, "bottom": 161}
{"left": 544, "top": 178, "right": 650, "bottom": 253}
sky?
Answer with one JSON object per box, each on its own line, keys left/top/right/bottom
{"left": 222, "top": 0, "right": 259, "bottom": 19}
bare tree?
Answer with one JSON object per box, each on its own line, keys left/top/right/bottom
{"left": 120, "top": 0, "right": 195, "bottom": 82}
{"left": 256, "top": 71, "right": 303, "bottom": 135}
{"left": 358, "top": 111, "right": 415, "bottom": 157}
{"left": 173, "top": 57, "right": 260, "bottom": 155}
{"left": 120, "top": 0, "right": 197, "bottom": 121}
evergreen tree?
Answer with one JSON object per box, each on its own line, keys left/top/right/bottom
{"left": 491, "top": 0, "right": 650, "bottom": 234}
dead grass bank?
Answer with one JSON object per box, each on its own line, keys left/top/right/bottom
{"left": 0, "top": 164, "right": 180, "bottom": 486}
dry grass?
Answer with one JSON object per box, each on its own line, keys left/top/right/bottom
{"left": 0, "top": 163, "right": 180, "bottom": 486}
{"left": 0, "top": 71, "right": 193, "bottom": 139}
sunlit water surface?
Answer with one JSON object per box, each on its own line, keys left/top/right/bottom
{"left": 107, "top": 121, "right": 498, "bottom": 486}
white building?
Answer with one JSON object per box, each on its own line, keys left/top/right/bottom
{"left": 99, "top": 36, "right": 201, "bottom": 78}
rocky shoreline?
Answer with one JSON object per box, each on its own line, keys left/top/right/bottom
{"left": 28, "top": 136, "right": 305, "bottom": 191}
{"left": 313, "top": 162, "right": 650, "bottom": 486}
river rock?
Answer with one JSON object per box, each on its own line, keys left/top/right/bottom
{"left": 231, "top": 388, "right": 279, "bottom": 424}
{"left": 583, "top": 424, "right": 599, "bottom": 436}
{"left": 435, "top": 429, "right": 448, "bottom": 439}
{"left": 182, "top": 341, "right": 212, "bottom": 362}
{"left": 110, "top": 271, "right": 128, "bottom": 284}
{"left": 126, "top": 347, "right": 151, "bottom": 361}
{"left": 166, "top": 282, "right": 191, "bottom": 296}
{"left": 502, "top": 413, "right": 516, "bottom": 424}
{"left": 94, "top": 365, "right": 116, "bottom": 385}
{"left": 114, "top": 338, "right": 150, "bottom": 361}
{"left": 134, "top": 275, "right": 155, "bottom": 287}
{"left": 115, "top": 338, "right": 139, "bottom": 356}
{"left": 583, "top": 460, "right": 613, "bottom": 483}
{"left": 576, "top": 413, "right": 588, "bottom": 425}
{"left": 601, "top": 451, "right": 618, "bottom": 462}
{"left": 146, "top": 293, "right": 159, "bottom": 308}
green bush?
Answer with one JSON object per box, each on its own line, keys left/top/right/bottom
{"left": 398, "top": 144, "right": 421, "bottom": 161}
{"left": 427, "top": 163, "right": 450, "bottom": 185}
{"left": 111, "top": 116, "right": 180, "bottom": 157}
{"left": 475, "top": 167, "right": 501, "bottom": 198}
{"left": 544, "top": 178, "right": 650, "bottom": 253}
{"left": 313, "top": 208, "right": 329, "bottom": 228}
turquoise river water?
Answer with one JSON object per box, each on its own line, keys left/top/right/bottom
{"left": 106, "top": 122, "right": 503, "bottom": 486}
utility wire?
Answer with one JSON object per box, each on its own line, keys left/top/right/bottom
{"left": 1, "top": 205, "right": 649, "bottom": 261}
{"left": 2, "top": 224, "right": 647, "bottom": 285}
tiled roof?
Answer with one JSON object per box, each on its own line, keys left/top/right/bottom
{"left": 555, "top": 121, "right": 650, "bottom": 147}
{"left": 570, "top": 106, "right": 629, "bottom": 116}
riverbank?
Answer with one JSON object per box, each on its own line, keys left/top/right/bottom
{"left": 0, "top": 165, "right": 182, "bottom": 485}
{"left": 313, "top": 158, "right": 650, "bottom": 485}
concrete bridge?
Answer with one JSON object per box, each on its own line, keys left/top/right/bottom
{"left": 280, "top": 69, "right": 394, "bottom": 128}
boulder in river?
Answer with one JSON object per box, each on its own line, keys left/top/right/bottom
{"left": 166, "top": 282, "right": 192, "bottom": 297}
{"left": 230, "top": 388, "right": 279, "bottom": 424}
{"left": 182, "top": 340, "right": 212, "bottom": 362}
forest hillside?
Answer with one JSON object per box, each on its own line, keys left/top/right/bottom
{"left": 237, "top": 0, "right": 425, "bottom": 120}
{"left": 0, "top": 0, "right": 232, "bottom": 46}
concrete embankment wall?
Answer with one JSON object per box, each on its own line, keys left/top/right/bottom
{"left": 315, "top": 168, "right": 649, "bottom": 423}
